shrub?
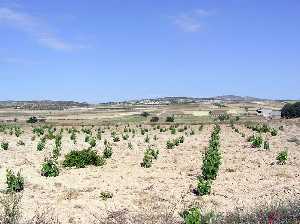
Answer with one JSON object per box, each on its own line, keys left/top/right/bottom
{"left": 122, "top": 134, "right": 129, "bottom": 140}
{"left": 113, "top": 136, "right": 120, "bottom": 142}
{"left": 166, "top": 140, "right": 175, "bottom": 149}
{"left": 41, "top": 159, "right": 59, "bottom": 177}
{"left": 63, "top": 149, "right": 105, "bottom": 168}
{"left": 263, "top": 141, "right": 270, "bottom": 150}
{"left": 89, "top": 137, "right": 96, "bottom": 148}
{"left": 179, "top": 136, "right": 184, "bottom": 143}
{"left": 17, "top": 140, "right": 25, "bottom": 146}
{"left": 128, "top": 142, "right": 133, "bottom": 150}
{"left": 141, "top": 112, "right": 150, "bottom": 117}
{"left": 144, "top": 135, "right": 150, "bottom": 143}
{"left": 37, "top": 139, "right": 46, "bottom": 151}
{"left": 141, "top": 152, "right": 153, "bottom": 168}
{"left": 100, "top": 191, "right": 113, "bottom": 200}
{"left": 6, "top": 169, "right": 24, "bottom": 192}
{"left": 277, "top": 149, "right": 288, "bottom": 165}
{"left": 14, "top": 127, "right": 23, "bottom": 137}
{"left": 150, "top": 116, "right": 159, "bottom": 122}
{"left": 70, "top": 131, "right": 77, "bottom": 144}
{"left": 27, "top": 116, "right": 38, "bottom": 123}
{"left": 1, "top": 141, "right": 9, "bottom": 150}
{"left": 181, "top": 207, "right": 216, "bottom": 224}
{"left": 251, "top": 135, "right": 263, "bottom": 148}
{"left": 32, "top": 127, "right": 44, "bottom": 136}
{"left": 196, "top": 177, "right": 212, "bottom": 196}
{"left": 270, "top": 128, "right": 278, "bottom": 136}
{"left": 201, "top": 148, "right": 221, "bottom": 180}
{"left": 146, "top": 147, "right": 159, "bottom": 160}
{"left": 281, "top": 102, "right": 300, "bottom": 118}
{"left": 166, "top": 116, "right": 175, "bottom": 122}
{"left": 103, "top": 145, "right": 113, "bottom": 159}
{"left": 171, "top": 128, "right": 176, "bottom": 135}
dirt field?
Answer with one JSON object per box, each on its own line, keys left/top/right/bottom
{"left": 0, "top": 104, "right": 299, "bottom": 223}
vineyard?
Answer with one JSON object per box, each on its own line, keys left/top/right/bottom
{"left": 0, "top": 118, "right": 299, "bottom": 223}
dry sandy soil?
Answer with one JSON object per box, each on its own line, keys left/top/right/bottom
{"left": 0, "top": 118, "right": 299, "bottom": 223}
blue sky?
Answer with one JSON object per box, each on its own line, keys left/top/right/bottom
{"left": 0, "top": 0, "right": 299, "bottom": 102}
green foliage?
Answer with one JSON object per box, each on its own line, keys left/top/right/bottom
{"left": 37, "top": 139, "right": 46, "bottom": 151}
{"left": 281, "top": 102, "right": 300, "bottom": 118}
{"left": 141, "top": 147, "right": 159, "bottom": 168}
{"left": 100, "top": 191, "right": 113, "bottom": 200}
{"left": 89, "top": 137, "right": 96, "bottom": 148}
{"left": 201, "top": 125, "right": 221, "bottom": 181}
{"left": 63, "top": 149, "right": 105, "bottom": 168}
{"left": 141, "top": 111, "right": 150, "bottom": 117}
{"left": 27, "top": 116, "right": 38, "bottom": 123}
{"left": 144, "top": 134, "right": 150, "bottom": 143}
{"left": 251, "top": 135, "right": 263, "bottom": 148}
{"left": 14, "top": 126, "right": 23, "bottom": 137}
{"left": 17, "top": 140, "right": 25, "bottom": 146}
{"left": 270, "top": 128, "right": 278, "bottom": 136}
{"left": 32, "top": 126, "right": 44, "bottom": 136}
{"left": 1, "top": 141, "right": 9, "bottom": 150}
{"left": 263, "top": 141, "right": 270, "bottom": 150}
{"left": 41, "top": 159, "right": 59, "bottom": 177}
{"left": 165, "top": 115, "right": 175, "bottom": 122}
{"left": 103, "top": 145, "right": 113, "bottom": 159}
{"left": 70, "top": 131, "right": 77, "bottom": 144}
{"left": 277, "top": 149, "right": 288, "bottom": 165}
{"left": 181, "top": 207, "right": 216, "bottom": 224}
{"left": 128, "top": 142, "right": 133, "bottom": 150}
{"left": 197, "top": 177, "right": 212, "bottom": 196}
{"left": 171, "top": 128, "right": 176, "bottom": 135}
{"left": 141, "top": 152, "right": 153, "bottom": 168}
{"left": 166, "top": 140, "right": 175, "bottom": 149}
{"left": 112, "top": 136, "right": 120, "bottom": 142}
{"left": 122, "top": 133, "right": 129, "bottom": 140}
{"left": 150, "top": 116, "right": 159, "bottom": 122}
{"left": 6, "top": 169, "right": 24, "bottom": 192}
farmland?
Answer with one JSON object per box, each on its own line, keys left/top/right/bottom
{"left": 0, "top": 101, "right": 299, "bottom": 223}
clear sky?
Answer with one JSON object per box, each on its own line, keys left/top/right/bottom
{"left": 0, "top": 0, "right": 299, "bottom": 102}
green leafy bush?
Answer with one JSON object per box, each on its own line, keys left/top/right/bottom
{"left": 251, "top": 135, "right": 263, "bottom": 148}
{"left": 141, "top": 152, "right": 153, "bottom": 168}
{"left": 270, "top": 128, "right": 278, "bottom": 136}
{"left": 89, "top": 137, "right": 96, "bottom": 148}
{"left": 166, "top": 140, "right": 175, "bottom": 149}
{"left": 37, "top": 139, "right": 46, "bottom": 151}
{"left": 100, "top": 191, "right": 113, "bottom": 200}
{"left": 27, "top": 116, "right": 38, "bottom": 123}
{"left": 17, "top": 140, "right": 25, "bottom": 146}
{"left": 6, "top": 169, "right": 24, "bottom": 192}
{"left": 277, "top": 149, "right": 288, "bottom": 165}
{"left": 1, "top": 141, "right": 9, "bottom": 150}
{"left": 281, "top": 102, "right": 300, "bottom": 118}
{"left": 150, "top": 116, "right": 159, "bottom": 122}
{"left": 166, "top": 116, "right": 175, "bottom": 122}
{"left": 197, "top": 177, "right": 212, "bottom": 196}
{"left": 263, "top": 141, "right": 270, "bottom": 150}
{"left": 103, "top": 145, "right": 113, "bottom": 159}
{"left": 181, "top": 207, "right": 216, "bottom": 224}
{"left": 63, "top": 149, "right": 105, "bottom": 168}
{"left": 41, "top": 159, "right": 59, "bottom": 177}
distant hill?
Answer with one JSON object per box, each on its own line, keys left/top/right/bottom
{"left": 101, "top": 95, "right": 271, "bottom": 105}
{"left": 0, "top": 100, "right": 89, "bottom": 110}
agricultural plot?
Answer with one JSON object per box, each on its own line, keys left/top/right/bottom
{"left": 0, "top": 118, "right": 299, "bottom": 223}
